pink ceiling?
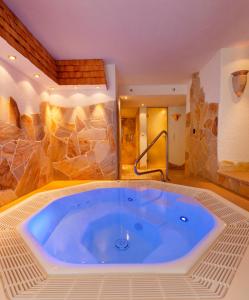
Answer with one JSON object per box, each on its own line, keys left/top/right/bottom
{"left": 4, "top": 0, "right": 249, "bottom": 85}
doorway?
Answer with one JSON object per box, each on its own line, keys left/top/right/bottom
{"left": 147, "top": 108, "right": 167, "bottom": 169}
{"left": 119, "top": 94, "right": 186, "bottom": 180}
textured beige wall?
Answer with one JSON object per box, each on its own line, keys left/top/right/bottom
{"left": 185, "top": 73, "right": 218, "bottom": 183}
{"left": 0, "top": 97, "right": 118, "bottom": 206}
{"left": 185, "top": 73, "right": 249, "bottom": 198}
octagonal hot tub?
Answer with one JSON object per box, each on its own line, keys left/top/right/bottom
{"left": 18, "top": 184, "right": 225, "bottom": 274}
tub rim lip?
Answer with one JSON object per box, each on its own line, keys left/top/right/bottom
{"left": 16, "top": 181, "right": 226, "bottom": 275}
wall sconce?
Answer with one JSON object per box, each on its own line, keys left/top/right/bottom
{"left": 171, "top": 113, "right": 181, "bottom": 121}
{"left": 231, "top": 70, "right": 248, "bottom": 97}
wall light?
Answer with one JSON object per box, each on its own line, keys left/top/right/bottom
{"left": 171, "top": 113, "right": 182, "bottom": 121}
{"left": 33, "top": 73, "right": 40, "bottom": 78}
{"left": 141, "top": 103, "right": 145, "bottom": 107}
{"left": 231, "top": 70, "right": 248, "bottom": 97}
{"left": 8, "top": 55, "right": 16, "bottom": 61}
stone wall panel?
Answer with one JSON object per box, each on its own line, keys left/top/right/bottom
{"left": 0, "top": 97, "right": 117, "bottom": 206}
{"left": 185, "top": 73, "right": 219, "bottom": 183}
{"left": 186, "top": 73, "right": 248, "bottom": 198}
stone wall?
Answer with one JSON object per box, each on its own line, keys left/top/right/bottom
{"left": 217, "top": 161, "right": 249, "bottom": 199}
{"left": 185, "top": 73, "right": 249, "bottom": 199}
{"left": 0, "top": 97, "right": 117, "bottom": 206}
{"left": 185, "top": 73, "right": 219, "bottom": 182}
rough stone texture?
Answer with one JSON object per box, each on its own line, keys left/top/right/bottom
{"left": 0, "top": 97, "right": 117, "bottom": 206}
{"left": 0, "top": 159, "right": 18, "bottom": 190}
{"left": 185, "top": 73, "right": 219, "bottom": 183}
{"left": 217, "top": 160, "right": 249, "bottom": 199}
{"left": 186, "top": 73, "right": 249, "bottom": 199}
{"left": 217, "top": 172, "right": 249, "bottom": 199}
{"left": 9, "top": 97, "right": 21, "bottom": 128}
{"left": 219, "top": 161, "right": 249, "bottom": 172}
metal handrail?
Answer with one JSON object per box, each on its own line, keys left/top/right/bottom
{"left": 134, "top": 130, "right": 169, "bottom": 182}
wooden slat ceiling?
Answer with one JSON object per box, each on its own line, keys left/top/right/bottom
{"left": 0, "top": 0, "right": 106, "bottom": 86}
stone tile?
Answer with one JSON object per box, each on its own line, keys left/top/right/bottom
{"left": 186, "top": 73, "right": 218, "bottom": 183}
{"left": 86, "top": 150, "right": 96, "bottom": 164}
{"left": 15, "top": 150, "right": 41, "bottom": 197}
{"left": 12, "top": 163, "right": 26, "bottom": 180}
{"left": 107, "top": 124, "right": 116, "bottom": 152}
{"left": 203, "top": 118, "right": 212, "bottom": 129}
{"left": 78, "top": 128, "right": 107, "bottom": 141}
{"left": 67, "top": 132, "right": 80, "bottom": 158}
{"left": 99, "top": 153, "right": 117, "bottom": 176}
{"left": 90, "top": 119, "right": 107, "bottom": 128}
{"left": 208, "top": 103, "right": 218, "bottom": 115}
{"left": 53, "top": 168, "right": 71, "bottom": 180}
{"left": 78, "top": 138, "right": 91, "bottom": 155}
{"left": 21, "top": 114, "right": 35, "bottom": 139}
{"left": 2, "top": 141, "right": 17, "bottom": 165}
{"left": 48, "top": 135, "right": 68, "bottom": 162}
{"left": 0, "top": 159, "right": 18, "bottom": 190}
{"left": 9, "top": 97, "right": 21, "bottom": 128}
{"left": 53, "top": 155, "right": 89, "bottom": 178}
{"left": 104, "top": 105, "right": 114, "bottom": 124}
{"left": 94, "top": 141, "right": 111, "bottom": 163}
{"left": 219, "top": 160, "right": 249, "bottom": 172}
{"left": 70, "top": 163, "right": 103, "bottom": 180}
{"left": 11, "top": 139, "right": 38, "bottom": 169}
{"left": 31, "top": 113, "right": 42, "bottom": 126}
{"left": 0, "top": 122, "right": 26, "bottom": 144}
{"left": 59, "top": 107, "right": 75, "bottom": 124}
{"left": 0, "top": 99, "right": 118, "bottom": 205}
{"left": 75, "top": 116, "right": 86, "bottom": 132}
{"left": 239, "top": 182, "right": 249, "bottom": 198}
{"left": 37, "top": 151, "right": 53, "bottom": 188}
{"left": 55, "top": 126, "right": 73, "bottom": 138}
{"left": 35, "top": 125, "right": 45, "bottom": 141}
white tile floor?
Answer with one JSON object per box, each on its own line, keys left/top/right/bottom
{"left": 0, "top": 181, "right": 249, "bottom": 299}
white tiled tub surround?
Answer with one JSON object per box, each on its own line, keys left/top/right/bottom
{"left": 18, "top": 183, "right": 226, "bottom": 275}
{"left": 0, "top": 180, "right": 248, "bottom": 300}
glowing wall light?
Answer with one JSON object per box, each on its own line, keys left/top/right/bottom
{"left": 231, "top": 70, "right": 248, "bottom": 97}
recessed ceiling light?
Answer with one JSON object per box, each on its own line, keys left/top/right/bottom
{"left": 34, "top": 73, "right": 40, "bottom": 78}
{"left": 8, "top": 55, "right": 16, "bottom": 61}
{"left": 141, "top": 103, "right": 145, "bottom": 107}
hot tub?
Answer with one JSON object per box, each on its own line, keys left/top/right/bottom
{"left": 18, "top": 183, "right": 225, "bottom": 274}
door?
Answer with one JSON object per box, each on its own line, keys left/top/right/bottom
{"left": 147, "top": 108, "right": 167, "bottom": 169}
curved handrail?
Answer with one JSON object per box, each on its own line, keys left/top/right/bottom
{"left": 134, "top": 130, "right": 169, "bottom": 182}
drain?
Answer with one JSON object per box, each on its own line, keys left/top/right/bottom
{"left": 115, "top": 238, "right": 129, "bottom": 250}
{"left": 128, "top": 197, "right": 134, "bottom": 202}
{"left": 180, "top": 216, "right": 188, "bottom": 222}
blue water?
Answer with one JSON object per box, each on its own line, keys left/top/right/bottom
{"left": 27, "top": 188, "right": 215, "bottom": 264}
